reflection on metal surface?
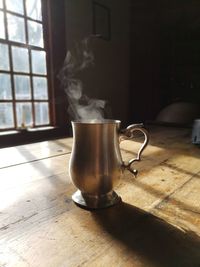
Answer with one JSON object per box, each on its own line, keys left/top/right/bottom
{"left": 69, "top": 120, "right": 149, "bottom": 209}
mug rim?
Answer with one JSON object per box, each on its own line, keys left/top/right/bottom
{"left": 71, "top": 119, "right": 121, "bottom": 124}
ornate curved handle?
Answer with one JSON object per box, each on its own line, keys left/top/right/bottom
{"left": 120, "top": 123, "right": 149, "bottom": 176}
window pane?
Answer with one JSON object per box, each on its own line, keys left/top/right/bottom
{"left": 31, "top": 50, "right": 46, "bottom": 74}
{"left": 0, "top": 11, "right": 5, "bottom": 39}
{"left": 0, "top": 43, "right": 10, "bottom": 70}
{"left": 33, "top": 77, "right": 48, "bottom": 99}
{"left": 12, "top": 46, "right": 29, "bottom": 73}
{"left": 28, "top": 20, "right": 44, "bottom": 47}
{"left": 0, "top": 0, "right": 3, "bottom": 8}
{"left": 7, "top": 14, "right": 26, "bottom": 43}
{"left": 26, "top": 0, "right": 42, "bottom": 21}
{"left": 14, "top": 75, "right": 31, "bottom": 99}
{"left": 0, "top": 103, "right": 14, "bottom": 129}
{"left": 35, "top": 102, "right": 49, "bottom": 125}
{"left": 16, "top": 102, "right": 33, "bottom": 127}
{"left": 6, "top": 0, "right": 24, "bottom": 15}
{"left": 0, "top": 73, "right": 12, "bottom": 99}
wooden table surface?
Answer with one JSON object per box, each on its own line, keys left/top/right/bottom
{"left": 0, "top": 126, "right": 200, "bottom": 267}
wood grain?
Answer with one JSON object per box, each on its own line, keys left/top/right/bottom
{"left": 0, "top": 126, "right": 200, "bottom": 267}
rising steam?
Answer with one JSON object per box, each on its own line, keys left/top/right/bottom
{"left": 58, "top": 38, "right": 106, "bottom": 120}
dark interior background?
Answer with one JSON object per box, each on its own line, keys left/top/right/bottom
{"left": 130, "top": 0, "right": 200, "bottom": 122}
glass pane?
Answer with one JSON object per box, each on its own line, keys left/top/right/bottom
{"left": 14, "top": 75, "right": 31, "bottom": 99}
{"left": 34, "top": 102, "right": 49, "bottom": 125}
{"left": 6, "top": 0, "right": 24, "bottom": 15}
{"left": 16, "top": 102, "right": 33, "bottom": 127}
{"left": 33, "top": 77, "right": 48, "bottom": 99}
{"left": 0, "top": 0, "right": 3, "bottom": 8}
{"left": 12, "top": 46, "right": 29, "bottom": 73}
{"left": 28, "top": 20, "right": 44, "bottom": 47}
{"left": 7, "top": 14, "right": 26, "bottom": 43}
{"left": 0, "top": 11, "right": 5, "bottom": 39}
{"left": 0, "top": 43, "right": 10, "bottom": 70}
{"left": 0, "top": 73, "right": 12, "bottom": 99}
{"left": 26, "top": 0, "right": 42, "bottom": 21}
{"left": 0, "top": 103, "right": 14, "bottom": 129}
{"left": 31, "top": 50, "right": 46, "bottom": 74}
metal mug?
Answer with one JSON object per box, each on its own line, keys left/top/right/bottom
{"left": 192, "top": 119, "right": 200, "bottom": 145}
{"left": 69, "top": 120, "right": 149, "bottom": 209}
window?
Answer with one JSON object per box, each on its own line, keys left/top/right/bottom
{"left": 0, "top": 0, "right": 50, "bottom": 130}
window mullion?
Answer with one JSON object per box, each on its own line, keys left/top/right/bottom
{"left": 42, "top": 0, "right": 54, "bottom": 126}
{"left": 3, "top": 0, "right": 17, "bottom": 129}
{"left": 23, "top": 0, "right": 35, "bottom": 128}
{"left": 4, "top": 9, "right": 43, "bottom": 24}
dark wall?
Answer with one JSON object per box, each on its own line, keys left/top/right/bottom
{"left": 129, "top": 0, "right": 161, "bottom": 122}
{"left": 65, "top": 0, "right": 131, "bottom": 126}
{"left": 47, "top": 0, "right": 68, "bottom": 128}
{"left": 160, "top": 0, "right": 200, "bottom": 106}
{"left": 129, "top": 0, "right": 200, "bottom": 122}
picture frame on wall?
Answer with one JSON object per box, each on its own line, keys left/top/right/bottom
{"left": 93, "top": 1, "right": 111, "bottom": 41}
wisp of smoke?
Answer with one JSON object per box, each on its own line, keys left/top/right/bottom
{"left": 59, "top": 37, "right": 106, "bottom": 121}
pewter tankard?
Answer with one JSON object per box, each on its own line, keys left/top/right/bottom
{"left": 69, "top": 120, "right": 149, "bottom": 209}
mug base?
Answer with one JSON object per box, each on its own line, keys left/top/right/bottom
{"left": 72, "top": 190, "right": 121, "bottom": 210}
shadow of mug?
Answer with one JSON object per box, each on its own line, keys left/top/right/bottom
{"left": 92, "top": 202, "right": 200, "bottom": 267}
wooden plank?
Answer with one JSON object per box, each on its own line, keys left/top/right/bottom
{"left": 1, "top": 196, "right": 200, "bottom": 267}
{"left": 0, "top": 127, "right": 200, "bottom": 267}
{"left": 0, "top": 169, "right": 74, "bottom": 242}
{"left": 0, "top": 154, "right": 71, "bottom": 235}
{"left": 0, "top": 154, "right": 69, "bottom": 193}
{"left": 118, "top": 150, "right": 200, "bottom": 208}
{"left": 0, "top": 138, "right": 73, "bottom": 169}
{"left": 152, "top": 172, "right": 200, "bottom": 236}
{"left": 118, "top": 126, "right": 200, "bottom": 213}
